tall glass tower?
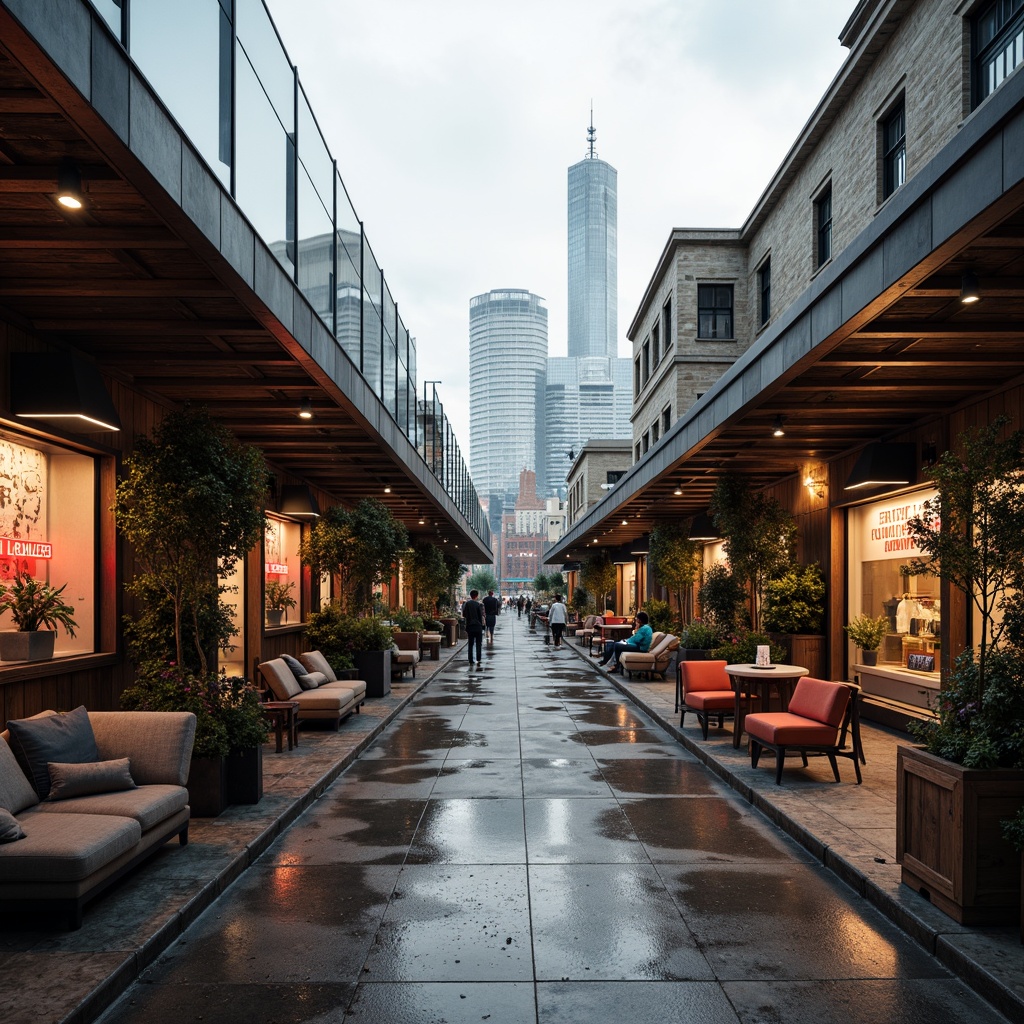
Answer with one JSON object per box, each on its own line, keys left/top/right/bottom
{"left": 469, "top": 289, "right": 548, "bottom": 505}
{"left": 567, "top": 119, "right": 617, "bottom": 360}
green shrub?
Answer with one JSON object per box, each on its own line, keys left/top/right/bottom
{"left": 643, "top": 598, "right": 675, "bottom": 633}
{"left": 392, "top": 607, "right": 425, "bottom": 632}
{"left": 698, "top": 564, "right": 747, "bottom": 631}
{"left": 679, "top": 619, "right": 723, "bottom": 650}
{"left": 760, "top": 564, "right": 825, "bottom": 634}
{"left": 710, "top": 629, "right": 788, "bottom": 665}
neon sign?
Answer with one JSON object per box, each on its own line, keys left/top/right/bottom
{"left": 0, "top": 537, "right": 52, "bottom": 559}
{"left": 266, "top": 562, "right": 289, "bottom": 575}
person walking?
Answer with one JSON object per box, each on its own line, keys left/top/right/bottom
{"left": 548, "top": 593, "right": 568, "bottom": 647}
{"left": 482, "top": 589, "right": 500, "bottom": 644}
{"left": 463, "top": 589, "right": 485, "bottom": 667}
{"left": 517, "top": 595, "right": 524, "bottom": 618}
{"left": 597, "top": 610, "right": 653, "bottom": 673}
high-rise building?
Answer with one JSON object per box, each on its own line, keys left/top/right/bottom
{"left": 468, "top": 289, "right": 548, "bottom": 503}
{"left": 567, "top": 119, "right": 617, "bottom": 360}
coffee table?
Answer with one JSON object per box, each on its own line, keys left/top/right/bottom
{"left": 725, "top": 664, "right": 808, "bottom": 749}
{"left": 262, "top": 700, "right": 300, "bottom": 752}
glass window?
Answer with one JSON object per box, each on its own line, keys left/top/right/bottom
{"left": 662, "top": 406, "right": 671, "bottom": 433}
{"left": 218, "top": 555, "right": 245, "bottom": 676}
{"left": 662, "top": 297, "right": 672, "bottom": 350}
{"left": 642, "top": 340, "right": 650, "bottom": 384}
{"left": 652, "top": 421, "right": 660, "bottom": 444}
{"left": 758, "top": 258, "right": 771, "bottom": 327}
{"left": 642, "top": 431, "right": 650, "bottom": 454}
{"left": 264, "top": 517, "right": 302, "bottom": 627}
{"left": 816, "top": 185, "right": 833, "bottom": 268}
{"left": 975, "top": 0, "right": 1024, "bottom": 106}
{"left": 697, "top": 284, "right": 733, "bottom": 339}
{"left": 882, "top": 102, "right": 906, "bottom": 200}
{"left": 652, "top": 321, "right": 660, "bottom": 366}
{"left": 633, "top": 356, "right": 641, "bottom": 397}
{"left": 0, "top": 435, "right": 96, "bottom": 658}
{"left": 362, "top": 239, "right": 383, "bottom": 395}
{"left": 92, "top": 0, "right": 124, "bottom": 43}
{"left": 129, "top": 0, "right": 231, "bottom": 186}
{"left": 236, "top": 0, "right": 294, "bottom": 134}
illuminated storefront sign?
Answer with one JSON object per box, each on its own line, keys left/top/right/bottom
{"left": 859, "top": 489, "right": 937, "bottom": 560}
{"left": 0, "top": 537, "right": 52, "bottom": 559}
{"left": 266, "top": 562, "right": 289, "bottom": 575}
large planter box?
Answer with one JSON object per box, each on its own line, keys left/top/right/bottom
{"left": 770, "top": 633, "right": 825, "bottom": 678}
{"left": 896, "top": 744, "right": 1024, "bottom": 925}
{"left": 226, "top": 745, "right": 263, "bottom": 805}
{"left": 0, "top": 630, "right": 55, "bottom": 662}
{"left": 680, "top": 648, "right": 709, "bottom": 662}
{"left": 187, "top": 755, "right": 227, "bottom": 818}
{"left": 354, "top": 649, "right": 392, "bottom": 698}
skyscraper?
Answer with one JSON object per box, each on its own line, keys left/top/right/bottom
{"left": 468, "top": 289, "right": 548, "bottom": 504}
{"left": 567, "top": 118, "right": 617, "bottom": 360}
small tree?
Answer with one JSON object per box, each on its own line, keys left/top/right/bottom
{"left": 467, "top": 567, "right": 499, "bottom": 593}
{"left": 532, "top": 571, "right": 552, "bottom": 595}
{"left": 648, "top": 520, "right": 703, "bottom": 623}
{"left": 710, "top": 474, "right": 796, "bottom": 630}
{"left": 580, "top": 555, "right": 617, "bottom": 612}
{"left": 698, "top": 563, "right": 747, "bottom": 631}
{"left": 439, "top": 553, "right": 465, "bottom": 611}
{"left": 903, "top": 416, "right": 1024, "bottom": 697}
{"left": 114, "top": 407, "right": 267, "bottom": 675}
{"left": 300, "top": 498, "right": 408, "bottom": 614}
{"left": 404, "top": 541, "right": 448, "bottom": 612}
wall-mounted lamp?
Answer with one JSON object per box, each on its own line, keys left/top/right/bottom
{"left": 803, "top": 468, "right": 826, "bottom": 499}
{"left": 11, "top": 352, "right": 120, "bottom": 432}
{"left": 278, "top": 484, "right": 320, "bottom": 519}
{"left": 56, "top": 157, "right": 83, "bottom": 210}
{"left": 960, "top": 270, "right": 980, "bottom": 305}
{"left": 298, "top": 398, "right": 313, "bottom": 420}
{"left": 688, "top": 513, "right": 719, "bottom": 541}
{"left": 843, "top": 442, "right": 916, "bottom": 490}
{"left": 772, "top": 415, "right": 785, "bottom": 437}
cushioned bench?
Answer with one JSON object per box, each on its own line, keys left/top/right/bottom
{"left": 259, "top": 653, "right": 366, "bottom": 729}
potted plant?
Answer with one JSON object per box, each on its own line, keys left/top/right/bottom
{"left": 844, "top": 614, "right": 889, "bottom": 666}
{"left": 217, "top": 674, "right": 269, "bottom": 805}
{"left": 678, "top": 619, "right": 722, "bottom": 662}
{"left": 710, "top": 629, "right": 788, "bottom": 666}
{"left": 264, "top": 579, "right": 296, "bottom": 627}
{"left": 0, "top": 571, "right": 78, "bottom": 662}
{"left": 306, "top": 605, "right": 392, "bottom": 697}
{"left": 760, "top": 563, "right": 826, "bottom": 678}
{"left": 895, "top": 417, "right": 1024, "bottom": 925}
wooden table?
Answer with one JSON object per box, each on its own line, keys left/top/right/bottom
{"left": 725, "top": 664, "right": 808, "bottom": 749}
{"left": 421, "top": 636, "right": 441, "bottom": 660}
{"left": 263, "top": 700, "right": 300, "bottom": 752}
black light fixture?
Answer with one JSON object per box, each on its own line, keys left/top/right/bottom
{"left": 673, "top": 484, "right": 683, "bottom": 496}
{"left": 960, "top": 270, "right": 980, "bottom": 305}
{"left": 630, "top": 534, "right": 650, "bottom": 555}
{"left": 56, "top": 157, "right": 83, "bottom": 210}
{"left": 688, "top": 513, "right": 719, "bottom": 541}
{"left": 843, "top": 442, "right": 916, "bottom": 490}
{"left": 298, "top": 398, "right": 313, "bottom": 420}
{"left": 278, "top": 484, "right": 320, "bottom": 518}
{"left": 772, "top": 414, "right": 785, "bottom": 437}
{"left": 11, "top": 352, "right": 120, "bottom": 432}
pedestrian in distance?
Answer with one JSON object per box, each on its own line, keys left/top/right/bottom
{"left": 548, "top": 593, "right": 568, "bottom": 647}
{"left": 463, "top": 589, "right": 485, "bottom": 667}
{"left": 482, "top": 589, "right": 500, "bottom": 644}
{"left": 597, "top": 610, "right": 653, "bottom": 673}
{"left": 517, "top": 595, "right": 525, "bottom": 618}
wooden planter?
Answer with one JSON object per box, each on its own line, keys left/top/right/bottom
{"left": 187, "top": 755, "right": 227, "bottom": 818}
{"left": 770, "top": 633, "right": 825, "bottom": 678}
{"left": 226, "top": 745, "right": 262, "bottom": 805}
{"left": 680, "top": 649, "right": 709, "bottom": 662}
{"left": 896, "top": 745, "right": 1024, "bottom": 925}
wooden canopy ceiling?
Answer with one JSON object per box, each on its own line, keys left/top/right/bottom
{"left": 0, "top": 38, "right": 489, "bottom": 563}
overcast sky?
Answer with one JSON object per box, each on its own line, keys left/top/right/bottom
{"left": 265, "top": 0, "right": 857, "bottom": 446}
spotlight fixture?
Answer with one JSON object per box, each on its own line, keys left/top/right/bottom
{"left": 298, "top": 398, "right": 313, "bottom": 420}
{"left": 11, "top": 352, "right": 121, "bottom": 432}
{"left": 56, "top": 157, "right": 83, "bottom": 210}
{"left": 843, "top": 442, "right": 916, "bottom": 490}
{"left": 278, "top": 484, "right": 320, "bottom": 519}
{"left": 383, "top": 485, "right": 391, "bottom": 494}
{"left": 418, "top": 518, "right": 425, "bottom": 525}
{"left": 960, "top": 269, "right": 980, "bottom": 305}
{"left": 673, "top": 485, "right": 683, "bottom": 497}
{"left": 621, "top": 519, "right": 628, "bottom": 526}
{"left": 772, "top": 415, "right": 785, "bottom": 437}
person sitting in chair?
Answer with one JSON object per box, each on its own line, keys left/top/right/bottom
{"left": 597, "top": 611, "right": 653, "bottom": 673}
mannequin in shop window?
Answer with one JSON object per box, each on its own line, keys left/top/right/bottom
{"left": 896, "top": 593, "right": 922, "bottom": 633}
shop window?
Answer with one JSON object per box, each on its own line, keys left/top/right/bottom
{"left": 218, "top": 555, "right": 245, "bottom": 677}
{"left": 0, "top": 434, "right": 96, "bottom": 658}
{"left": 264, "top": 516, "right": 302, "bottom": 627}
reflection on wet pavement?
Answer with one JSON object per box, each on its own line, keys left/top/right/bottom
{"left": 98, "top": 615, "right": 1008, "bottom": 1024}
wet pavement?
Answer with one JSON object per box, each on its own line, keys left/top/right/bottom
{"left": 85, "top": 618, "right": 1013, "bottom": 1024}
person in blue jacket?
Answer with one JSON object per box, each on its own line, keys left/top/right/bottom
{"left": 597, "top": 611, "right": 652, "bottom": 673}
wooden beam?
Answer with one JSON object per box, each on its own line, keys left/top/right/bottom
{"left": 853, "top": 322, "right": 1021, "bottom": 338}
{"left": 0, "top": 279, "right": 230, "bottom": 298}
{"left": 33, "top": 318, "right": 259, "bottom": 333}
{"left": 0, "top": 227, "right": 186, "bottom": 248}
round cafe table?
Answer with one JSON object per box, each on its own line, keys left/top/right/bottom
{"left": 725, "top": 663, "right": 808, "bottom": 749}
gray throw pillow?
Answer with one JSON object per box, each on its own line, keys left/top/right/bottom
{"left": 6, "top": 706, "right": 100, "bottom": 800}
{"left": 296, "top": 671, "right": 327, "bottom": 690}
{"left": 280, "top": 654, "right": 306, "bottom": 679}
{"left": 47, "top": 758, "right": 136, "bottom": 801}
{"left": 0, "top": 808, "right": 25, "bottom": 843}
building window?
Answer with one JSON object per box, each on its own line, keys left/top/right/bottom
{"left": 642, "top": 431, "right": 650, "bottom": 454}
{"left": 662, "top": 405, "right": 671, "bottom": 433}
{"left": 662, "top": 297, "right": 672, "bottom": 350}
{"left": 816, "top": 184, "right": 832, "bottom": 268}
{"left": 975, "top": 0, "right": 1024, "bottom": 106}
{"left": 607, "top": 470, "right": 625, "bottom": 485}
{"left": 634, "top": 441, "right": 641, "bottom": 462}
{"left": 697, "top": 284, "right": 733, "bottom": 339}
{"left": 633, "top": 356, "right": 641, "bottom": 398}
{"left": 882, "top": 101, "right": 906, "bottom": 200}
{"left": 758, "top": 258, "right": 771, "bottom": 327}
{"left": 651, "top": 321, "right": 660, "bottom": 366}
{"left": 264, "top": 517, "right": 303, "bottom": 630}
{"left": 652, "top": 421, "right": 660, "bottom": 444}
{"left": 642, "top": 340, "right": 651, "bottom": 384}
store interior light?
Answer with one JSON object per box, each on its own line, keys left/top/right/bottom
{"left": 772, "top": 415, "right": 785, "bottom": 437}
{"left": 298, "top": 398, "right": 313, "bottom": 420}
{"left": 278, "top": 484, "right": 320, "bottom": 518}
{"left": 688, "top": 513, "right": 719, "bottom": 542}
{"left": 960, "top": 269, "right": 980, "bottom": 304}
{"left": 843, "top": 442, "right": 916, "bottom": 490}
{"left": 11, "top": 352, "right": 121, "bottom": 432}
{"left": 56, "top": 157, "right": 83, "bottom": 209}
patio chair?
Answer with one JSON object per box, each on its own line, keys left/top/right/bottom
{"left": 744, "top": 677, "right": 862, "bottom": 785}
{"left": 679, "top": 659, "right": 758, "bottom": 739}
{"left": 619, "top": 633, "right": 677, "bottom": 679}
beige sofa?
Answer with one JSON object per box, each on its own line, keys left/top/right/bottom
{"left": 619, "top": 633, "right": 680, "bottom": 680}
{"left": 259, "top": 651, "right": 366, "bottom": 728}
{"left": 391, "top": 631, "right": 421, "bottom": 677}
{"left": 0, "top": 710, "right": 196, "bottom": 928}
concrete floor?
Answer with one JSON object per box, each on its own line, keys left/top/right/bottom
{"left": 54, "top": 615, "right": 1013, "bottom": 1024}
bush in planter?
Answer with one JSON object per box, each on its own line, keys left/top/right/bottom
{"left": 697, "top": 564, "right": 747, "bottom": 632}
{"left": 264, "top": 580, "right": 296, "bottom": 622}
{"left": 679, "top": 619, "right": 723, "bottom": 651}
{"left": 710, "top": 629, "right": 787, "bottom": 666}
{"left": 844, "top": 614, "right": 888, "bottom": 654}
{"left": 392, "top": 607, "right": 425, "bottom": 632}
{"left": 303, "top": 603, "right": 359, "bottom": 673}
{"left": 642, "top": 598, "right": 675, "bottom": 634}
{"left": 760, "top": 564, "right": 825, "bottom": 635}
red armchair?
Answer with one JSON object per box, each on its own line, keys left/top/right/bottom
{"left": 679, "top": 660, "right": 758, "bottom": 739}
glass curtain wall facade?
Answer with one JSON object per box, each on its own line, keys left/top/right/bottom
{"left": 468, "top": 290, "right": 548, "bottom": 506}
{"left": 95, "top": 0, "right": 485, "bottom": 542}
{"left": 567, "top": 152, "right": 617, "bottom": 360}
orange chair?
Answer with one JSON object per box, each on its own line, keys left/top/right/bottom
{"left": 679, "top": 660, "right": 758, "bottom": 739}
{"left": 744, "top": 677, "right": 862, "bottom": 785}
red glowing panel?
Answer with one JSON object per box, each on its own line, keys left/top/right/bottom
{"left": 266, "top": 562, "right": 289, "bottom": 575}
{"left": 0, "top": 537, "right": 52, "bottom": 559}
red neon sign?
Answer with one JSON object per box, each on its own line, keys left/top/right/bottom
{"left": 266, "top": 562, "right": 289, "bottom": 575}
{"left": 0, "top": 537, "right": 52, "bottom": 559}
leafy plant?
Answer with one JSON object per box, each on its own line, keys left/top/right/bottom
{"left": 844, "top": 614, "right": 889, "bottom": 652}
{"left": 1001, "top": 807, "right": 1024, "bottom": 852}
{"left": 305, "top": 604, "right": 394, "bottom": 669}
{"left": 570, "top": 587, "right": 591, "bottom": 615}
{"left": 679, "top": 618, "right": 723, "bottom": 650}
{"left": 698, "top": 563, "right": 747, "bottom": 632}
{"left": 403, "top": 542, "right": 449, "bottom": 612}
{"left": 580, "top": 555, "right": 617, "bottom": 612}
{"left": 0, "top": 572, "right": 77, "bottom": 635}
{"left": 642, "top": 598, "right": 675, "bottom": 633}
{"left": 760, "top": 563, "right": 825, "bottom": 635}
{"left": 467, "top": 567, "right": 499, "bottom": 593}
{"left": 648, "top": 521, "right": 702, "bottom": 623}
{"left": 392, "top": 607, "right": 424, "bottom": 632}
{"left": 215, "top": 674, "right": 269, "bottom": 751}
{"left": 710, "top": 629, "right": 788, "bottom": 665}
{"left": 264, "top": 580, "right": 296, "bottom": 613}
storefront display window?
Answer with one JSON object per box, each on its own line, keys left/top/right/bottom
{"left": 0, "top": 435, "right": 96, "bottom": 658}
{"left": 218, "top": 556, "right": 245, "bottom": 677}
{"left": 264, "top": 516, "right": 302, "bottom": 626}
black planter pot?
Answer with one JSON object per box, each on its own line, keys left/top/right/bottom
{"left": 187, "top": 755, "right": 227, "bottom": 817}
{"left": 226, "top": 745, "right": 263, "bottom": 805}
{"left": 860, "top": 649, "right": 879, "bottom": 666}
{"left": 680, "top": 648, "right": 709, "bottom": 661}
{"left": 0, "top": 630, "right": 56, "bottom": 662}
{"left": 354, "top": 649, "right": 392, "bottom": 697}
